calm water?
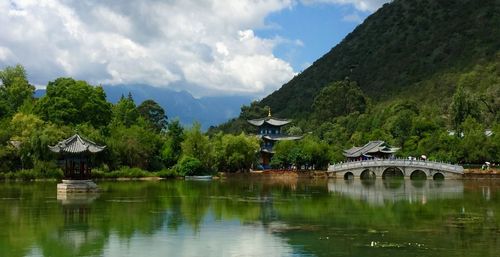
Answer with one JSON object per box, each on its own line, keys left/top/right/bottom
{"left": 1, "top": 178, "right": 499, "bottom": 257}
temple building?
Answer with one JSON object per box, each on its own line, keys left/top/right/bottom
{"left": 49, "top": 134, "right": 105, "bottom": 193}
{"left": 343, "top": 141, "right": 399, "bottom": 161}
{"left": 247, "top": 109, "right": 302, "bottom": 169}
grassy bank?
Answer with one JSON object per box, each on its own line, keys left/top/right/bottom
{"left": 0, "top": 167, "right": 181, "bottom": 181}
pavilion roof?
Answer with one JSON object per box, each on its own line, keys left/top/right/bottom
{"left": 49, "top": 134, "right": 106, "bottom": 154}
{"left": 247, "top": 116, "right": 291, "bottom": 127}
{"left": 343, "top": 141, "right": 399, "bottom": 158}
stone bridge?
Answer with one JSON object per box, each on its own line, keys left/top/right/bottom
{"left": 328, "top": 159, "right": 464, "bottom": 180}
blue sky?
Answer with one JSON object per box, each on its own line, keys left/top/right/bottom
{"left": 256, "top": 3, "right": 370, "bottom": 72}
{"left": 0, "top": 0, "right": 386, "bottom": 97}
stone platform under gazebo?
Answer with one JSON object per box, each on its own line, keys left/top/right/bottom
{"left": 49, "top": 134, "right": 105, "bottom": 193}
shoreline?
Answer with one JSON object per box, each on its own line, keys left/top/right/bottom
{"left": 2, "top": 168, "right": 500, "bottom": 182}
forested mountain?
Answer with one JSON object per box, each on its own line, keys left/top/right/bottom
{"left": 213, "top": 0, "right": 500, "bottom": 164}
{"left": 260, "top": 0, "right": 499, "bottom": 117}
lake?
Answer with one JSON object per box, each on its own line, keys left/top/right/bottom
{"left": 1, "top": 178, "right": 499, "bottom": 257}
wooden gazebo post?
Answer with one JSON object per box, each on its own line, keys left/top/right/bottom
{"left": 49, "top": 134, "right": 105, "bottom": 193}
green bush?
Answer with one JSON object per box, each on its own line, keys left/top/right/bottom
{"left": 91, "top": 169, "right": 106, "bottom": 179}
{"left": 157, "top": 169, "right": 178, "bottom": 178}
{"left": 91, "top": 167, "right": 152, "bottom": 179}
{"left": 4, "top": 172, "right": 16, "bottom": 180}
{"left": 175, "top": 156, "right": 205, "bottom": 176}
{"left": 33, "top": 160, "right": 63, "bottom": 179}
{"left": 17, "top": 170, "right": 37, "bottom": 181}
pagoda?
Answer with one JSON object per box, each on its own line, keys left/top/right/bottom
{"left": 343, "top": 141, "right": 399, "bottom": 161}
{"left": 49, "top": 134, "right": 105, "bottom": 193}
{"left": 247, "top": 109, "right": 302, "bottom": 169}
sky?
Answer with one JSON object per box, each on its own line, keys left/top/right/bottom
{"left": 0, "top": 0, "right": 389, "bottom": 98}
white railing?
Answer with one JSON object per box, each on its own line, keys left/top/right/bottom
{"left": 328, "top": 158, "right": 464, "bottom": 174}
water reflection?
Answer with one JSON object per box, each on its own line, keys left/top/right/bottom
{"left": 48, "top": 193, "right": 105, "bottom": 257}
{"left": 0, "top": 180, "right": 499, "bottom": 257}
{"left": 328, "top": 179, "right": 464, "bottom": 205}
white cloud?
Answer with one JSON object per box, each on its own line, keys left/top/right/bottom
{"left": 0, "top": 0, "right": 296, "bottom": 97}
{"left": 301, "top": 0, "right": 389, "bottom": 12}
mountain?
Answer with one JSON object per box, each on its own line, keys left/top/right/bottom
{"left": 259, "top": 0, "right": 500, "bottom": 118}
{"left": 36, "top": 86, "right": 252, "bottom": 129}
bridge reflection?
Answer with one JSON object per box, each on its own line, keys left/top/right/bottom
{"left": 327, "top": 178, "right": 463, "bottom": 206}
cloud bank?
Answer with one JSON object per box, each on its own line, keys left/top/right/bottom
{"left": 0, "top": 0, "right": 387, "bottom": 97}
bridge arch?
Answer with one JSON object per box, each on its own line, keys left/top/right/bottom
{"left": 433, "top": 172, "right": 445, "bottom": 180}
{"left": 360, "top": 169, "right": 376, "bottom": 180}
{"left": 382, "top": 167, "right": 404, "bottom": 179}
{"left": 344, "top": 172, "right": 354, "bottom": 180}
{"left": 410, "top": 170, "right": 427, "bottom": 180}
{"left": 328, "top": 159, "right": 464, "bottom": 180}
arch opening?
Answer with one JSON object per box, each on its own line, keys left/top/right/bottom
{"left": 360, "top": 169, "right": 376, "bottom": 180}
{"left": 344, "top": 172, "right": 354, "bottom": 180}
{"left": 410, "top": 170, "right": 427, "bottom": 180}
{"left": 382, "top": 167, "right": 404, "bottom": 179}
{"left": 433, "top": 173, "right": 445, "bottom": 180}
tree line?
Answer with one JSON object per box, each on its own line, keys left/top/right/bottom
{"left": 0, "top": 65, "right": 262, "bottom": 178}
{"left": 215, "top": 77, "right": 500, "bottom": 166}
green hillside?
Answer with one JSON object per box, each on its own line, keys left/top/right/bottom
{"left": 262, "top": 0, "right": 499, "bottom": 117}
{"left": 212, "top": 0, "right": 500, "bottom": 164}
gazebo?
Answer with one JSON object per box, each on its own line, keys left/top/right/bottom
{"left": 49, "top": 134, "right": 105, "bottom": 193}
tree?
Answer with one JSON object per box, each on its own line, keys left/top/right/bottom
{"left": 181, "top": 123, "right": 213, "bottom": 171}
{"left": 390, "top": 110, "right": 414, "bottom": 150}
{"left": 35, "top": 78, "right": 112, "bottom": 127}
{"left": 213, "top": 133, "right": 259, "bottom": 172}
{"left": 449, "top": 85, "right": 480, "bottom": 135}
{"left": 137, "top": 99, "right": 168, "bottom": 132}
{"left": 287, "top": 126, "right": 303, "bottom": 136}
{"left": 301, "top": 136, "right": 331, "bottom": 170}
{"left": 106, "top": 124, "right": 161, "bottom": 170}
{"left": 459, "top": 117, "right": 489, "bottom": 163}
{"left": 9, "top": 113, "right": 69, "bottom": 168}
{"left": 0, "top": 64, "right": 35, "bottom": 117}
{"left": 111, "top": 93, "right": 139, "bottom": 127}
{"left": 312, "top": 80, "right": 367, "bottom": 120}
{"left": 175, "top": 156, "right": 204, "bottom": 176}
{"left": 478, "top": 86, "right": 500, "bottom": 124}
{"left": 161, "top": 119, "right": 184, "bottom": 167}
{"left": 271, "top": 140, "right": 299, "bottom": 169}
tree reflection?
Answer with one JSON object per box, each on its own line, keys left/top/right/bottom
{"left": 0, "top": 179, "right": 499, "bottom": 257}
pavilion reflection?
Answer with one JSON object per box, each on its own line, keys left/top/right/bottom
{"left": 327, "top": 178, "right": 463, "bottom": 206}
{"left": 47, "top": 193, "right": 106, "bottom": 256}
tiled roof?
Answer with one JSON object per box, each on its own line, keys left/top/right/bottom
{"left": 343, "top": 141, "right": 398, "bottom": 158}
{"left": 49, "top": 134, "right": 106, "bottom": 154}
{"left": 247, "top": 117, "right": 291, "bottom": 127}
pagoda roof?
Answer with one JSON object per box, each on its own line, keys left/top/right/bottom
{"left": 49, "top": 134, "right": 106, "bottom": 154}
{"left": 261, "top": 135, "right": 302, "bottom": 141}
{"left": 247, "top": 116, "right": 291, "bottom": 127}
{"left": 343, "top": 141, "right": 399, "bottom": 158}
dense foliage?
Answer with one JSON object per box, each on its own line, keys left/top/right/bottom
{"left": 0, "top": 65, "right": 261, "bottom": 178}
{"left": 260, "top": 0, "right": 500, "bottom": 117}
{"left": 212, "top": 0, "right": 500, "bottom": 165}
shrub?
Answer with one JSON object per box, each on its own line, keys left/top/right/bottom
{"left": 175, "top": 156, "right": 205, "bottom": 176}
{"left": 17, "top": 169, "right": 37, "bottom": 181}
{"left": 157, "top": 169, "right": 178, "bottom": 178}
{"left": 92, "top": 166, "right": 151, "bottom": 179}
{"left": 33, "top": 160, "right": 63, "bottom": 179}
